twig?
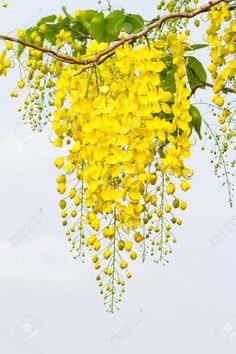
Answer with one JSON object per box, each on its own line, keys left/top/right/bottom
{"left": 188, "top": 66, "right": 235, "bottom": 96}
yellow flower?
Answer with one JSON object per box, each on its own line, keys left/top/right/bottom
{"left": 180, "top": 180, "right": 191, "bottom": 191}
{"left": 69, "top": 188, "right": 76, "bottom": 199}
{"left": 125, "top": 242, "right": 132, "bottom": 252}
{"left": 53, "top": 138, "right": 63, "bottom": 148}
{"left": 5, "top": 41, "right": 13, "bottom": 51}
{"left": 166, "top": 183, "right": 176, "bottom": 195}
{"left": 39, "top": 24, "right": 47, "bottom": 33}
{"left": 103, "top": 250, "right": 111, "bottom": 259}
{"left": 0, "top": 50, "right": 11, "bottom": 76}
{"left": 180, "top": 202, "right": 187, "bottom": 210}
{"left": 59, "top": 200, "right": 66, "bottom": 209}
{"left": 17, "top": 29, "right": 25, "bottom": 39}
{"left": 57, "top": 183, "right": 66, "bottom": 194}
{"left": 93, "top": 240, "right": 101, "bottom": 251}
{"left": 74, "top": 9, "right": 81, "bottom": 18}
{"left": 87, "top": 234, "right": 97, "bottom": 245}
{"left": 54, "top": 157, "right": 64, "bottom": 169}
{"left": 134, "top": 232, "right": 143, "bottom": 243}
{"left": 91, "top": 218, "right": 100, "bottom": 231}
{"left": 120, "top": 261, "right": 128, "bottom": 269}
{"left": 212, "top": 94, "right": 224, "bottom": 107}
{"left": 130, "top": 252, "right": 137, "bottom": 260}
{"left": 18, "top": 80, "right": 25, "bottom": 89}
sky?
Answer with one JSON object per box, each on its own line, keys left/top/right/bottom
{"left": 0, "top": 1, "right": 236, "bottom": 354}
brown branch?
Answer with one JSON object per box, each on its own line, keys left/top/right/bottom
{"left": 75, "top": 52, "right": 116, "bottom": 76}
{"left": 0, "top": 34, "right": 78, "bottom": 65}
{"left": 0, "top": 0, "right": 232, "bottom": 66}
{"left": 188, "top": 66, "right": 235, "bottom": 96}
{"left": 190, "top": 81, "right": 235, "bottom": 95}
{"left": 64, "top": 25, "right": 93, "bottom": 40}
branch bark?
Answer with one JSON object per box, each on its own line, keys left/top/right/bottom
{"left": 190, "top": 81, "right": 235, "bottom": 96}
{"left": 188, "top": 66, "right": 235, "bottom": 96}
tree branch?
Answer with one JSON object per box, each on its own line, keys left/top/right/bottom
{"left": 188, "top": 66, "right": 235, "bottom": 96}
{"left": 0, "top": 0, "right": 232, "bottom": 66}
{"left": 190, "top": 81, "right": 235, "bottom": 96}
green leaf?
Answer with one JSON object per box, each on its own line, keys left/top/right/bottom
{"left": 70, "top": 22, "right": 89, "bottom": 40}
{"left": 79, "top": 10, "right": 98, "bottom": 33}
{"left": 43, "top": 27, "right": 57, "bottom": 44}
{"left": 17, "top": 44, "right": 25, "bottom": 58}
{"left": 80, "top": 10, "right": 98, "bottom": 22}
{"left": 186, "top": 44, "right": 208, "bottom": 51}
{"left": 89, "top": 12, "right": 105, "bottom": 41}
{"left": 38, "top": 15, "right": 57, "bottom": 26}
{"left": 162, "top": 69, "right": 176, "bottom": 93}
{"left": 80, "top": 39, "right": 88, "bottom": 55}
{"left": 158, "top": 147, "right": 165, "bottom": 158}
{"left": 122, "top": 14, "right": 144, "bottom": 34}
{"left": 189, "top": 105, "right": 202, "bottom": 139}
{"left": 24, "top": 27, "right": 36, "bottom": 42}
{"left": 42, "top": 17, "right": 71, "bottom": 45}
{"left": 17, "top": 27, "right": 36, "bottom": 57}
{"left": 105, "top": 10, "right": 125, "bottom": 36}
{"left": 61, "top": 6, "right": 73, "bottom": 20}
{"left": 186, "top": 56, "right": 207, "bottom": 91}
{"left": 42, "top": 23, "right": 61, "bottom": 45}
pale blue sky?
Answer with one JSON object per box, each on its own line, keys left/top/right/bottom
{"left": 0, "top": 1, "right": 236, "bottom": 354}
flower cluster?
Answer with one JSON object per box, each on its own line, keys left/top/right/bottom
{"left": 1, "top": 25, "right": 71, "bottom": 132}
{"left": 205, "top": 2, "right": 236, "bottom": 203}
{"left": 0, "top": 48, "right": 11, "bottom": 76}
{"left": 206, "top": 3, "right": 236, "bottom": 107}
{"left": 52, "top": 34, "right": 192, "bottom": 311}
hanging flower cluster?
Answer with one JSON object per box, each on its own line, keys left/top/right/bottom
{"left": 0, "top": 47, "right": 11, "bottom": 76}
{"left": 205, "top": 2, "right": 236, "bottom": 204}
{"left": 52, "top": 34, "right": 192, "bottom": 311}
{"left": 206, "top": 2, "right": 236, "bottom": 107}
